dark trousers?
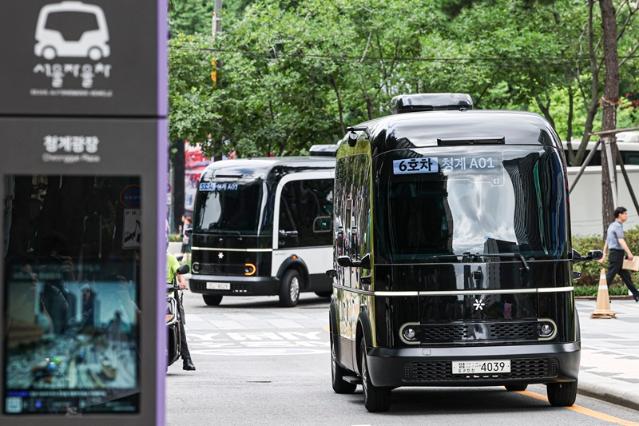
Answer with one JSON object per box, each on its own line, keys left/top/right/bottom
{"left": 607, "top": 249, "right": 639, "bottom": 298}
{"left": 177, "top": 294, "right": 192, "bottom": 363}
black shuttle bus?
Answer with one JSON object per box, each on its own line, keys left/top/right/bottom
{"left": 189, "top": 149, "right": 336, "bottom": 307}
{"left": 329, "top": 94, "right": 601, "bottom": 412}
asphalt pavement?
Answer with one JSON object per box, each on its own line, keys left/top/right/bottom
{"left": 166, "top": 292, "right": 639, "bottom": 425}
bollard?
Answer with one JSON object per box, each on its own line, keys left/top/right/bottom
{"left": 591, "top": 269, "right": 617, "bottom": 319}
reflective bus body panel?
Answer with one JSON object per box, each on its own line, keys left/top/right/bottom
{"left": 331, "top": 110, "right": 579, "bottom": 388}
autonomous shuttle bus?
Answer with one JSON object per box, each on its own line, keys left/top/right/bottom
{"left": 328, "top": 94, "right": 600, "bottom": 412}
{"left": 189, "top": 148, "right": 336, "bottom": 307}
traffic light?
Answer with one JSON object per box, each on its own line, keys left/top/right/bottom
{"left": 211, "top": 57, "right": 218, "bottom": 87}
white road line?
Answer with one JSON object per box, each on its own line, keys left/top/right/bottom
{"left": 210, "top": 320, "right": 246, "bottom": 330}
{"left": 267, "top": 319, "right": 304, "bottom": 329}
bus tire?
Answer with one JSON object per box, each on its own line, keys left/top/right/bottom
{"left": 360, "top": 339, "right": 391, "bottom": 412}
{"left": 504, "top": 383, "right": 527, "bottom": 391}
{"left": 546, "top": 381, "right": 577, "bottom": 407}
{"left": 279, "top": 269, "right": 301, "bottom": 307}
{"left": 331, "top": 331, "right": 356, "bottom": 394}
{"left": 203, "top": 295, "right": 223, "bottom": 306}
{"left": 315, "top": 291, "right": 332, "bottom": 298}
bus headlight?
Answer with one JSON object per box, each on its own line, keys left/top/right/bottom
{"left": 538, "top": 321, "right": 555, "bottom": 338}
{"left": 191, "top": 262, "right": 200, "bottom": 274}
{"left": 244, "top": 263, "right": 256, "bottom": 276}
{"left": 403, "top": 327, "right": 417, "bottom": 341}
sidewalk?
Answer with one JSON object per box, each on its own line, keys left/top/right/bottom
{"left": 577, "top": 299, "right": 639, "bottom": 410}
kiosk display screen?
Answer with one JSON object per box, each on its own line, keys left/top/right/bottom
{"left": 2, "top": 175, "right": 141, "bottom": 415}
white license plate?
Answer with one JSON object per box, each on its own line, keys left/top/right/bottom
{"left": 452, "top": 360, "right": 511, "bottom": 375}
{"left": 206, "top": 282, "right": 231, "bottom": 290}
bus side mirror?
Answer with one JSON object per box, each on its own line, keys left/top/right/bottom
{"left": 358, "top": 253, "right": 371, "bottom": 269}
{"left": 587, "top": 250, "right": 604, "bottom": 261}
{"left": 571, "top": 249, "right": 583, "bottom": 261}
{"left": 347, "top": 131, "right": 358, "bottom": 147}
{"left": 338, "top": 253, "right": 371, "bottom": 269}
{"left": 572, "top": 249, "right": 603, "bottom": 262}
{"left": 177, "top": 264, "right": 190, "bottom": 275}
{"left": 337, "top": 256, "right": 352, "bottom": 267}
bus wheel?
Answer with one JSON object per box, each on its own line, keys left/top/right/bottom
{"left": 315, "top": 291, "right": 332, "bottom": 298}
{"left": 504, "top": 383, "right": 528, "bottom": 391}
{"left": 279, "top": 269, "right": 301, "bottom": 307}
{"left": 331, "top": 333, "right": 356, "bottom": 394}
{"left": 360, "top": 339, "right": 391, "bottom": 412}
{"left": 546, "top": 381, "right": 577, "bottom": 407}
{"left": 203, "top": 295, "right": 223, "bottom": 306}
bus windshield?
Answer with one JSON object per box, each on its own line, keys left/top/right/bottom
{"left": 375, "top": 145, "right": 568, "bottom": 263}
{"left": 194, "top": 180, "right": 266, "bottom": 235}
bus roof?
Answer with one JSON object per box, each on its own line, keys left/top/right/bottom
{"left": 346, "top": 110, "right": 561, "bottom": 151}
{"left": 201, "top": 156, "right": 335, "bottom": 180}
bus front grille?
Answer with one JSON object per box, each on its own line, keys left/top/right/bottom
{"left": 403, "top": 358, "right": 559, "bottom": 383}
{"left": 197, "top": 263, "right": 250, "bottom": 276}
{"left": 411, "top": 321, "right": 539, "bottom": 343}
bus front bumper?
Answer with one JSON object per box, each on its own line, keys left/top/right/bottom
{"left": 189, "top": 274, "right": 280, "bottom": 296}
{"left": 367, "top": 342, "right": 580, "bottom": 388}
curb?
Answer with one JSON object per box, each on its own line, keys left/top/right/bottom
{"left": 575, "top": 295, "right": 635, "bottom": 300}
{"left": 578, "top": 378, "right": 639, "bottom": 411}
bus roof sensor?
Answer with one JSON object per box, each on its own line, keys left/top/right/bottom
{"left": 437, "top": 136, "right": 505, "bottom": 146}
{"left": 391, "top": 93, "right": 473, "bottom": 114}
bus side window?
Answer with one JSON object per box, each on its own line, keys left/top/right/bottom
{"left": 279, "top": 179, "right": 334, "bottom": 248}
{"left": 622, "top": 152, "right": 639, "bottom": 165}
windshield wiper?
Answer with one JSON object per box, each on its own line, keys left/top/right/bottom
{"left": 465, "top": 252, "right": 530, "bottom": 271}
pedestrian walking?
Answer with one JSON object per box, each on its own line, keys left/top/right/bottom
{"left": 600, "top": 206, "right": 639, "bottom": 302}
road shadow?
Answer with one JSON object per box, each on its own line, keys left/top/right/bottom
{"left": 342, "top": 387, "right": 552, "bottom": 416}
{"left": 187, "top": 294, "right": 330, "bottom": 310}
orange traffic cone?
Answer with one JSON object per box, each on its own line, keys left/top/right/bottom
{"left": 591, "top": 269, "right": 617, "bottom": 319}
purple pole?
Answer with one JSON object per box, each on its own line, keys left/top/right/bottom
{"left": 157, "top": 0, "right": 168, "bottom": 425}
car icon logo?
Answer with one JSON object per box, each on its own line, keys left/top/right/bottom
{"left": 34, "top": 1, "right": 111, "bottom": 61}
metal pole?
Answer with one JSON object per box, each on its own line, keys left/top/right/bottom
{"left": 603, "top": 135, "right": 618, "bottom": 207}
{"left": 569, "top": 139, "right": 601, "bottom": 194}
{"left": 212, "top": 0, "right": 222, "bottom": 40}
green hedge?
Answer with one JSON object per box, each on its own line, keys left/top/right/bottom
{"left": 572, "top": 225, "right": 639, "bottom": 288}
{"left": 574, "top": 285, "right": 630, "bottom": 297}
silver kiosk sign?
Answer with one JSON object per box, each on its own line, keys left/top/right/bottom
{"left": 0, "top": 1, "right": 167, "bottom": 424}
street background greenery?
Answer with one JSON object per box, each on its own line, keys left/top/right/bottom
{"left": 168, "top": 0, "right": 639, "bottom": 159}
{"left": 573, "top": 225, "right": 639, "bottom": 293}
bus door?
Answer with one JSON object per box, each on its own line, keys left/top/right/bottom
{"left": 272, "top": 171, "right": 334, "bottom": 288}
{"left": 349, "top": 155, "right": 372, "bottom": 365}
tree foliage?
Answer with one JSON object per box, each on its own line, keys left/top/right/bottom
{"left": 168, "top": 0, "right": 639, "bottom": 158}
